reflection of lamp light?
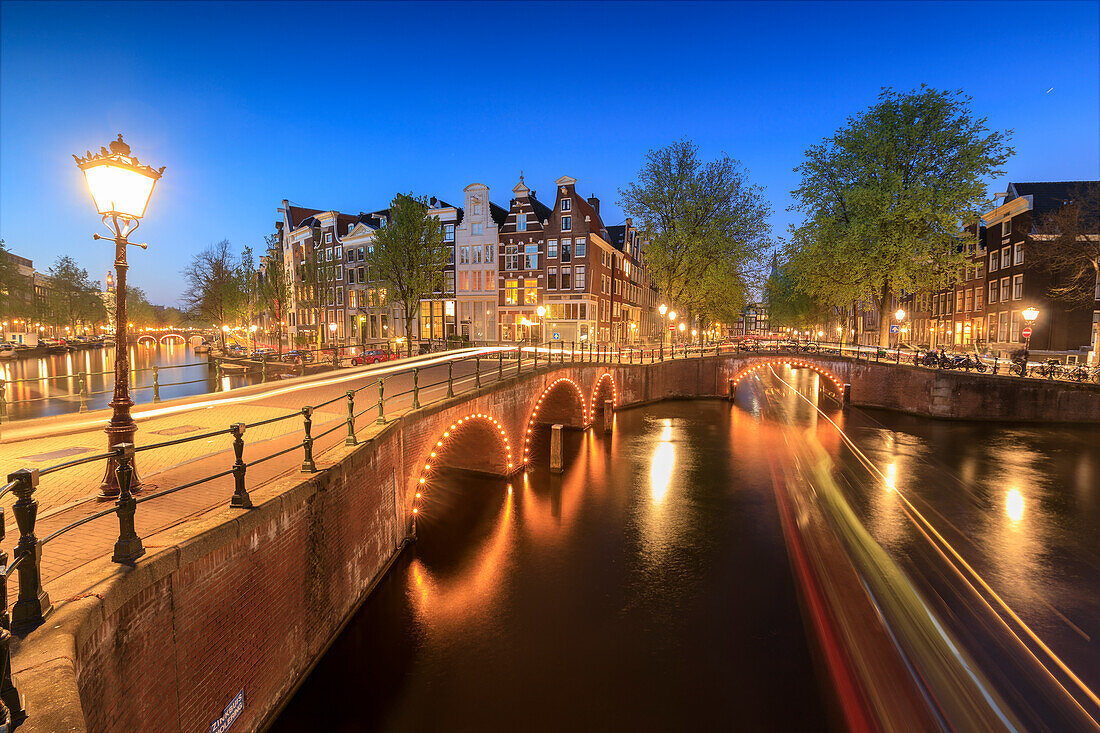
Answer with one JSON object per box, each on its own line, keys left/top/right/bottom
{"left": 1006, "top": 488, "right": 1024, "bottom": 522}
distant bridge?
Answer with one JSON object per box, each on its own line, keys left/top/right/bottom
{"left": 134, "top": 329, "right": 209, "bottom": 347}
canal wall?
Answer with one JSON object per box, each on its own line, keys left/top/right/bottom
{"left": 12, "top": 354, "right": 1099, "bottom": 733}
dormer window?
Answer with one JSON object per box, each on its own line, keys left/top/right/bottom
{"left": 474, "top": 203, "right": 482, "bottom": 215}
{"left": 517, "top": 213, "right": 527, "bottom": 232}
{"left": 1003, "top": 219, "right": 1011, "bottom": 236}
{"left": 561, "top": 199, "right": 572, "bottom": 211}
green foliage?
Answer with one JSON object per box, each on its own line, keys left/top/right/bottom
{"left": 45, "top": 255, "right": 105, "bottom": 332}
{"left": 618, "top": 139, "right": 771, "bottom": 323}
{"left": 0, "top": 238, "right": 35, "bottom": 322}
{"left": 364, "top": 193, "right": 448, "bottom": 357}
{"left": 789, "top": 86, "right": 1013, "bottom": 345}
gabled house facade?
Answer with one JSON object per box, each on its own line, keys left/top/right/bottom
{"left": 455, "top": 183, "right": 507, "bottom": 342}
{"left": 497, "top": 175, "right": 551, "bottom": 341}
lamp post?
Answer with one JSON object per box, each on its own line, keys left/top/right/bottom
{"left": 1022, "top": 306, "right": 1039, "bottom": 351}
{"left": 249, "top": 324, "right": 258, "bottom": 352}
{"left": 75, "top": 135, "right": 163, "bottom": 498}
{"left": 658, "top": 303, "right": 668, "bottom": 347}
{"left": 894, "top": 308, "right": 906, "bottom": 351}
{"left": 536, "top": 305, "right": 547, "bottom": 344}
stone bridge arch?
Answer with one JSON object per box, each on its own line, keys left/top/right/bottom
{"left": 730, "top": 357, "right": 845, "bottom": 396}
{"left": 590, "top": 372, "right": 618, "bottom": 420}
{"left": 522, "top": 377, "right": 589, "bottom": 465}
{"left": 412, "top": 412, "right": 515, "bottom": 518}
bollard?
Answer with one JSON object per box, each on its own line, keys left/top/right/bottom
{"left": 229, "top": 423, "right": 254, "bottom": 508}
{"left": 0, "top": 498, "right": 27, "bottom": 727}
{"left": 0, "top": 380, "right": 6, "bottom": 423}
{"left": 412, "top": 367, "right": 421, "bottom": 408}
{"left": 475, "top": 356, "right": 481, "bottom": 389}
{"left": 9, "top": 468, "right": 51, "bottom": 634}
{"left": 152, "top": 365, "right": 161, "bottom": 403}
{"left": 376, "top": 379, "right": 386, "bottom": 424}
{"left": 112, "top": 444, "right": 146, "bottom": 562}
{"left": 843, "top": 383, "right": 852, "bottom": 406}
{"left": 603, "top": 399, "right": 614, "bottom": 434}
{"left": 79, "top": 371, "right": 89, "bottom": 412}
{"left": 550, "top": 424, "right": 564, "bottom": 474}
{"left": 301, "top": 406, "right": 316, "bottom": 472}
{"left": 728, "top": 378, "right": 735, "bottom": 400}
{"left": 447, "top": 361, "right": 454, "bottom": 398}
{"left": 345, "top": 390, "right": 358, "bottom": 446}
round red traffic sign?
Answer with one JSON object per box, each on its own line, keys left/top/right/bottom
{"left": 1022, "top": 327, "right": 1032, "bottom": 338}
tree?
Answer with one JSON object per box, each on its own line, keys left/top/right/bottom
{"left": 618, "top": 139, "right": 772, "bottom": 324}
{"left": 46, "top": 256, "right": 105, "bottom": 334}
{"left": 789, "top": 86, "right": 1013, "bottom": 346}
{"left": 258, "top": 233, "right": 292, "bottom": 356}
{"left": 364, "top": 193, "right": 448, "bottom": 357}
{"left": 1025, "top": 183, "right": 1100, "bottom": 358}
{"left": 181, "top": 240, "right": 243, "bottom": 347}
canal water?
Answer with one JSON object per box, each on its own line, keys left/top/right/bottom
{"left": 272, "top": 365, "right": 1100, "bottom": 731}
{"left": 274, "top": 381, "right": 833, "bottom": 732}
{"left": 0, "top": 342, "right": 260, "bottom": 420}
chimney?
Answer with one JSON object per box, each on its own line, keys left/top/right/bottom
{"left": 587, "top": 195, "right": 600, "bottom": 214}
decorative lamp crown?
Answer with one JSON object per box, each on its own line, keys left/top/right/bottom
{"left": 74, "top": 134, "right": 164, "bottom": 219}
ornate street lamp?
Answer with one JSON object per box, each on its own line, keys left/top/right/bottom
{"left": 894, "top": 308, "right": 906, "bottom": 350}
{"left": 536, "top": 305, "right": 546, "bottom": 344}
{"left": 74, "top": 135, "right": 163, "bottom": 498}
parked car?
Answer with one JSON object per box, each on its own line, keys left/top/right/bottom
{"left": 249, "top": 347, "right": 277, "bottom": 360}
{"left": 350, "top": 349, "right": 395, "bottom": 366}
{"left": 283, "top": 349, "right": 314, "bottom": 364}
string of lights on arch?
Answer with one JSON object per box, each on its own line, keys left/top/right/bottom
{"left": 730, "top": 359, "right": 844, "bottom": 394}
{"left": 522, "top": 377, "right": 590, "bottom": 465}
{"left": 414, "top": 413, "right": 514, "bottom": 517}
{"left": 590, "top": 373, "right": 618, "bottom": 413}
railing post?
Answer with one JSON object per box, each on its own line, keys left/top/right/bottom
{"left": 533, "top": 345, "right": 539, "bottom": 370}
{"left": 111, "top": 443, "right": 146, "bottom": 562}
{"left": 412, "top": 367, "right": 421, "bottom": 408}
{"left": 0, "top": 380, "right": 6, "bottom": 423}
{"left": 301, "top": 406, "right": 316, "bottom": 472}
{"left": 228, "top": 424, "right": 254, "bottom": 508}
{"left": 9, "top": 468, "right": 51, "bottom": 634}
{"left": 571, "top": 341, "right": 576, "bottom": 363}
{"left": 78, "top": 371, "right": 89, "bottom": 412}
{"left": 151, "top": 365, "right": 161, "bottom": 403}
{"left": 345, "top": 390, "right": 357, "bottom": 447}
{"left": 498, "top": 350, "right": 504, "bottom": 380}
{"left": 0, "top": 495, "right": 26, "bottom": 727}
{"left": 261, "top": 356, "right": 268, "bottom": 383}
{"left": 376, "top": 378, "right": 386, "bottom": 424}
{"left": 993, "top": 357, "right": 999, "bottom": 374}
{"left": 475, "top": 357, "right": 481, "bottom": 389}
{"left": 215, "top": 359, "right": 223, "bottom": 390}
{"left": 659, "top": 344, "right": 664, "bottom": 361}
{"left": 447, "top": 361, "right": 455, "bottom": 397}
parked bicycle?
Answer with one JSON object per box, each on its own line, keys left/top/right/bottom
{"left": 1030, "top": 359, "right": 1063, "bottom": 380}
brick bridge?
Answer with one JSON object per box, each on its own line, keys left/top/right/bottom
{"left": 134, "top": 329, "right": 209, "bottom": 346}
{"left": 18, "top": 352, "right": 1100, "bottom": 733}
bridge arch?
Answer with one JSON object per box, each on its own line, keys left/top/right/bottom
{"left": 159, "top": 333, "right": 188, "bottom": 345}
{"left": 590, "top": 373, "right": 618, "bottom": 418}
{"left": 136, "top": 335, "right": 157, "bottom": 346}
{"left": 413, "top": 413, "right": 515, "bottom": 518}
{"left": 522, "top": 377, "right": 589, "bottom": 465}
{"left": 731, "top": 358, "right": 844, "bottom": 394}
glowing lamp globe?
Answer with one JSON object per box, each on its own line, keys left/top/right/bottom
{"left": 895, "top": 309, "right": 905, "bottom": 321}
{"left": 536, "top": 305, "right": 546, "bottom": 318}
{"left": 1022, "top": 307, "right": 1039, "bottom": 323}
{"left": 74, "top": 135, "right": 163, "bottom": 219}
{"left": 658, "top": 304, "right": 668, "bottom": 316}
{"left": 678, "top": 322, "right": 686, "bottom": 332}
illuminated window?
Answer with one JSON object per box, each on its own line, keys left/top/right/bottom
{"left": 523, "top": 279, "right": 538, "bottom": 305}
{"left": 504, "top": 279, "right": 519, "bottom": 305}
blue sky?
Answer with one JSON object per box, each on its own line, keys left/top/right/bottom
{"left": 2, "top": 1, "right": 1097, "bottom": 306}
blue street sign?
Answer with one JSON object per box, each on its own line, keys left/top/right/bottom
{"left": 889, "top": 324, "right": 900, "bottom": 334}
{"left": 553, "top": 332, "right": 561, "bottom": 340}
